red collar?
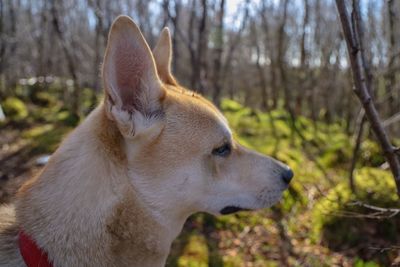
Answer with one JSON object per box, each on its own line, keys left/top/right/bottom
{"left": 19, "top": 230, "right": 53, "bottom": 267}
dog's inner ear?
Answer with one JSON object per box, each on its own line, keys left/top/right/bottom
{"left": 102, "top": 16, "right": 165, "bottom": 138}
{"left": 103, "top": 15, "right": 163, "bottom": 115}
{"left": 153, "top": 27, "right": 177, "bottom": 86}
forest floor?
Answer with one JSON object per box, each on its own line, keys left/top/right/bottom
{"left": 1, "top": 95, "right": 399, "bottom": 267}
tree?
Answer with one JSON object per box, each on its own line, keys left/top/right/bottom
{"left": 211, "top": 0, "right": 225, "bottom": 107}
{"left": 50, "top": 0, "right": 80, "bottom": 116}
{"left": 336, "top": 0, "right": 400, "bottom": 195}
{"left": 385, "top": 0, "right": 398, "bottom": 117}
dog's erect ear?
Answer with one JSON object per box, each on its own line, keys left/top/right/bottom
{"left": 153, "top": 27, "right": 177, "bottom": 85}
{"left": 103, "top": 16, "right": 165, "bottom": 138}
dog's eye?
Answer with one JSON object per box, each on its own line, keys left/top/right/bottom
{"left": 212, "top": 143, "right": 231, "bottom": 157}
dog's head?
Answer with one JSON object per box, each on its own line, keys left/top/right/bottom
{"left": 102, "top": 16, "right": 293, "bottom": 218}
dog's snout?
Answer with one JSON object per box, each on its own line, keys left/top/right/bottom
{"left": 281, "top": 167, "right": 294, "bottom": 184}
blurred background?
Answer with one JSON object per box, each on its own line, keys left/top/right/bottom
{"left": 0, "top": 0, "right": 400, "bottom": 266}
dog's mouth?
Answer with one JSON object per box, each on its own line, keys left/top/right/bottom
{"left": 220, "top": 206, "right": 250, "bottom": 215}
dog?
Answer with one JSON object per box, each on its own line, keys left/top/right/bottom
{"left": 0, "top": 16, "right": 293, "bottom": 267}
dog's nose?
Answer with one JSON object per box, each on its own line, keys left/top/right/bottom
{"left": 281, "top": 167, "right": 294, "bottom": 184}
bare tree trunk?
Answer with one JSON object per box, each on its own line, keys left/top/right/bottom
{"left": 36, "top": 0, "right": 48, "bottom": 77}
{"left": 87, "top": 0, "right": 105, "bottom": 110}
{"left": 270, "top": 60, "right": 279, "bottom": 109}
{"left": 345, "top": 72, "right": 354, "bottom": 134}
{"left": 186, "top": 0, "right": 209, "bottom": 93}
{"left": 348, "top": 0, "right": 375, "bottom": 191}
{"left": 277, "top": 0, "right": 291, "bottom": 114}
{"left": 161, "top": 0, "right": 169, "bottom": 27}
{"left": 221, "top": 0, "right": 250, "bottom": 90}
{"left": 211, "top": 0, "right": 225, "bottom": 107}
{"left": 250, "top": 20, "right": 279, "bottom": 142}
{"left": 251, "top": 21, "right": 268, "bottom": 110}
{"left": 171, "top": 1, "right": 180, "bottom": 74}
{"left": 136, "top": 0, "right": 153, "bottom": 45}
{"left": 162, "top": 0, "right": 182, "bottom": 74}
{"left": 6, "top": 0, "right": 18, "bottom": 91}
{"left": 308, "top": 0, "right": 321, "bottom": 124}
{"left": 50, "top": 0, "right": 80, "bottom": 117}
{"left": 197, "top": 0, "right": 208, "bottom": 94}
{"left": 260, "top": 0, "right": 278, "bottom": 109}
{"left": 188, "top": 0, "right": 199, "bottom": 90}
{"left": 300, "top": 0, "right": 309, "bottom": 68}
{"left": 349, "top": 114, "right": 367, "bottom": 193}
{"left": 336, "top": 0, "right": 400, "bottom": 195}
{"left": 297, "top": 0, "right": 309, "bottom": 115}
{"left": 385, "top": 0, "right": 397, "bottom": 117}
{"left": 88, "top": 0, "right": 104, "bottom": 93}
{"left": 0, "top": 0, "right": 5, "bottom": 95}
{"left": 277, "top": 0, "right": 298, "bottom": 143}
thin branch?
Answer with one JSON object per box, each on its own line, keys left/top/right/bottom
{"left": 335, "top": 0, "right": 400, "bottom": 196}
{"left": 347, "top": 201, "right": 400, "bottom": 218}
{"left": 348, "top": 114, "right": 367, "bottom": 193}
{"left": 383, "top": 112, "right": 400, "bottom": 128}
{"left": 368, "top": 246, "right": 400, "bottom": 253}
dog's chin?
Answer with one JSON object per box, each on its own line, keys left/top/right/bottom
{"left": 219, "top": 206, "right": 251, "bottom": 215}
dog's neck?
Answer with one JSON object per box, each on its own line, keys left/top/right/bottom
{"left": 16, "top": 106, "right": 184, "bottom": 267}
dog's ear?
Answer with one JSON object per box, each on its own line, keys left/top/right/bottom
{"left": 103, "top": 15, "right": 165, "bottom": 138}
{"left": 153, "top": 27, "right": 177, "bottom": 85}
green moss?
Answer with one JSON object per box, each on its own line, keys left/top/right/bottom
{"left": 59, "top": 111, "right": 80, "bottom": 126}
{"left": 221, "top": 99, "right": 246, "bottom": 113}
{"left": 359, "top": 140, "right": 385, "bottom": 167}
{"left": 177, "top": 234, "right": 209, "bottom": 267}
{"left": 354, "top": 258, "right": 381, "bottom": 267}
{"left": 280, "top": 182, "right": 307, "bottom": 212}
{"left": 22, "top": 124, "right": 54, "bottom": 138}
{"left": 22, "top": 124, "right": 72, "bottom": 154}
{"left": 81, "top": 87, "right": 100, "bottom": 113}
{"left": 2, "top": 97, "right": 28, "bottom": 120}
{"left": 33, "top": 91, "right": 58, "bottom": 106}
{"left": 221, "top": 255, "right": 246, "bottom": 267}
{"left": 312, "top": 168, "right": 399, "bottom": 265}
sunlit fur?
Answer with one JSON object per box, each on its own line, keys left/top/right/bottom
{"left": 0, "top": 16, "right": 291, "bottom": 267}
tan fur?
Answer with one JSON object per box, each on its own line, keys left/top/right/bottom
{"left": 0, "top": 205, "right": 24, "bottom": 267}
{"left": 153, "top": 28, "right": 177, "bottom": 85}
{"left": 0, "top": 15, "right": 292, "bottom": 266}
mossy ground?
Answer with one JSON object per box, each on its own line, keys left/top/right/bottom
{"left": 1, "top": 92, "right": 399, "bottom": 266}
